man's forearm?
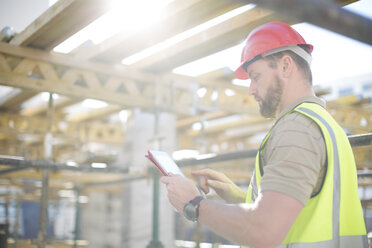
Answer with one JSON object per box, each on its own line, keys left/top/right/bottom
{"left": 196, "top": 191, "right": 303, "bottom": 248}
{"left": 197, "top": 199, "right": 261, "bottom": 246}
{"left": 160, "top": 174, "right": 302, "bottom": 247}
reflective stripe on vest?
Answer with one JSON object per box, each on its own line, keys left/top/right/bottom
{"left": 276, "top": 234, "right": 368, "bottom": 248}
{"left": 245, "top": 102, "right": 367, "bottom": 247}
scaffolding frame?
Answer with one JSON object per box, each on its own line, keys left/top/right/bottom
{"left": 0, "top": 0, "right": 371, "bottom": 247}
{"left": 0, "top": 133, "right": 371, "bottom": 247}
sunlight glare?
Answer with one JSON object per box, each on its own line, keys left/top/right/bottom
{"left": 82, "top": 99, "right": 108, "bottom": 109}
{"left": 53, "top": 0, "right": 173, "bottom": 54}
{"left": 121, "top": 4, "right": 255, "bottom": 65}
{"left": 197, "top": 88, "right": 207, "bottom": 98}
{"left": 225, "top": 89, "right": 235, "bottom": 96}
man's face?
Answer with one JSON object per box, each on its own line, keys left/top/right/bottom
{"left": 246, "top": 59, "right": 283, "bottom": 118}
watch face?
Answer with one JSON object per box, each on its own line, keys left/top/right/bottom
{"left": 184, "top": 202, "right": 197, "bottom": 221}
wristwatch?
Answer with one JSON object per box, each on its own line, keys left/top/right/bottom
{"left": 183, "top": 195, "right": 204, "bottom": 222}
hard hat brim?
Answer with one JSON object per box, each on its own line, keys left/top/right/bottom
{"left": 234, "top": 43, "right": 313, "bottom": 80}
{"left": 234, "top": 61, "right": 250, "bottom": 80}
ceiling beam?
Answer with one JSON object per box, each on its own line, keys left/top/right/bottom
{"left": 248, "top": 0, "right": 371, "bottom": 45}
{"left": 0, "top": 42, "right": 260, "bottom": 116}
{"left": 197, "top": 67, "right": 235, "bottom": 81}
{"left": 68, "top": 105, "right": 123, "bottom": 122}
{"left": 177, "top": 111, "right": 227, "bottom": 129}
{"left": 186, "top": 116, "right": 269, "bottom": 137}
{"left": 75, "top": 0, "right": 204, "bottom": 61}
{"left": 6, "top": 0, "right": 113, "bottom": 116}
{"left": 80, "top": 0, "right": 247, "bottom": 63}
{"left": 132, "top": 7, "right": 294, "bottom": 73}
{"left": 0, "top": 42, "right": 152, "bottom": 83}
{"left": 9, "top": 0, "right": 114, "bottom": 50}
{"left": 0, "top": 88, "right": 38, "bottom": 112}
{"left": 0, "top": 113, "right": 124, "bottom": 145}
{"left": 22, "top": 97, "right": 82, "bottom": 117}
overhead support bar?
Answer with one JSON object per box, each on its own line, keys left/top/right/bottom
{"left": 177, "top": 149, "right": 257, "bottom": 167}
{"left": 0, "top": 167, "right": 31, "bottom": 175}
{"left": 246, "top": 0, "right": 372, "bottom": 45}
{"left": 1, "top": 133, "right": 371, "bottom": 182}
{"left": 0, "top": 157, "right": 129, "bottom": 174}
{"left": 178, "top": 133, "right": 372, "bottom": 166}
{"left": 349, "top": 133, "right": 372, "bottom": 147}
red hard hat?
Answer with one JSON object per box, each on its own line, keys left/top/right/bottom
{"left": 234, "top": 22, "right": 313, "bottom": 80}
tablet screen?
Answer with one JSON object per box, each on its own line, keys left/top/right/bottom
{"left": 148, "top": 150, "right": 185, "bottom": 177}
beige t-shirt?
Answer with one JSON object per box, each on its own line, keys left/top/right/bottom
{"left": 259, "top": 96, "right": 327, "bottom": 205}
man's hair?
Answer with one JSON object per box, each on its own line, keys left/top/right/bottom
{"left": 263, "top": 45, "right": 313, "bottom": 85}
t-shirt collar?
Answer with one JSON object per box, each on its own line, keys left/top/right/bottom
{"left": 276, "top": 96, "right": 326, "bottom": 120}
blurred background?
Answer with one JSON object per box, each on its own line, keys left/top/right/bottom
{"left": 0, "top": 0, "right": 371, "bottom": 247}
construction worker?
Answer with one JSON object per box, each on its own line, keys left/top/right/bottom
{"left": 160, "top": 22, "right": 368, "bottom": 247}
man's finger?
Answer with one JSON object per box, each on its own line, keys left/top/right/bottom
{"left": 193, "top": 169, "right": 230, "bottom": 185}
{"left": 199, "top": 176, "right": 210, "bottom": 194}
{"left": 192, "top": 168, "right": 221, "bottom": 179}
{"left": 207, "top": 179, "right": 226, "bottom": 191}
{"left": 192, "top": 168, "right": 211, "bottom": 176}
{"left": 160, "top": 176, "right": 171, "bottom": 184}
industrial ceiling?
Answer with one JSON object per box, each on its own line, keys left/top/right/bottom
{"left": 0, "top": 0, "right": 371, "bottom": 189}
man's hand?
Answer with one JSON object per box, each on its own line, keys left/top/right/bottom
{"left": 192, "top": 169, "right": 246, "bottom": 203}
{"left": 160, "top": 173, "right": 201, "bottom": 215}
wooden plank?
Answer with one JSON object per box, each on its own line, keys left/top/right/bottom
{"left": 6, "top": 0, "right": 114, "bottom": 118}
{"left": 0, "top": 47, "right": 264, "bottom": 116}
{"left": 87, "top": 0, "right": 247, "bottom": 63}
{"left": 0, "top": 115, "right": 125, "bottom": 148}
{"left": 68, "top": 105, "right": 122, "bottom": 122}
{"left": 0, "top": 42, "right": 245, "bottom": 98}
{"left": 0, "top": 89, "right": 38, "bottom": 111}
{"left": 133, "top": 7, "right": 294, "bottom": 72}
{"left": 0, "top": 71, "right": 153, "bottom": 110}
{"left": 186, "top": 116, "right": 269, "bottom": 136}
{"left": 177, "top": 111, "right": 227, "bottom": 129}
{"left": 197, "top": 67, "right": 235, "bottom": 81}
{"left": 1, "top": 169, "right": 126, "bottom": 185}
{"left": 82, "top": 122, "right": 124, "bottom": 144}
{"left": 75, "top": 0, "right": 203, "bottom": 60}
{"left": 10, "top": 0, "right": 114, "bottom": 50}
{"left": 250, "top": 0, "right": 371, "bottom": 45}
{"left": 134, "top": 0, "right": 356, "bottom": 73}
{"left": 0, "top": 53, "right": 11, "bottom": 72}
{"left": 22, "top": 97, "right": 81, "bottom": 116}
{"left": 0, "top": 41, "right": 153, "bottom": 83}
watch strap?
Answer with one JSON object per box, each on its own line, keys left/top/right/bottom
{"left": 190, "top": 195, "right": 204, "bottom": 206}
{"left": 190, "top": 195, "right": 204, "bottom": 221}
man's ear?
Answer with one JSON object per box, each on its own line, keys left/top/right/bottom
{"left": 280, "top": 55, "right": 294, "bottom": 78}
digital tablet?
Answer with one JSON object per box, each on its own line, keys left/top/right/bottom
{"left": 146, "top": 150, "right": 186, "bottom": 177}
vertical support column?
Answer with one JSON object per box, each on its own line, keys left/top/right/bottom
{"left": 124, "top": 105, "right": 176, "bottom": 246}
{"left": 37, "top": 93, "right": 54, "bottom": 248}
{"left": 37, "top": 169, "right": 50, "bottom": 248}
{"left": 199, "top": 115, "right": 207, "bottom": 154}
{"left": 4, "top": 199, "right": 9, "bottom": 223}
{"left": 14, "top": 193, "right": 20, "bottom": 248}
{"left": 196, "top": 115, "right": 207, "bottom": 248}
{"left": 0, "top": 200, "right": 9, "bottom": 248}
{"left": 73, "top": 187, "right": 81, "bottom": 248}
{"left": 146, "top": 168, "right": 164, "bottom": 248}
{"left": 147, "top": 108, "right": 164, "bottom": 248}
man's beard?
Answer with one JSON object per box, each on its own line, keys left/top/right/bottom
{"left": 259, "top": 76, "right": 283, "bottom": 118}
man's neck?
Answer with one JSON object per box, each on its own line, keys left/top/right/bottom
{"left": 276, "top": 79, "right": 314, "bottom": 117}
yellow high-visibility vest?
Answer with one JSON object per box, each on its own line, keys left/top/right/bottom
{"left": 246, "top": 102, "right": 367, "bottom": 247}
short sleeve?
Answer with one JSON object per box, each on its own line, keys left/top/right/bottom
{"left": 259, "top": 112, "right": 326, "bottom": 205}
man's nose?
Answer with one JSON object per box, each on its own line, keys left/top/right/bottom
{"left": 248, "top": 81, "right": 256, "bottom": 96}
